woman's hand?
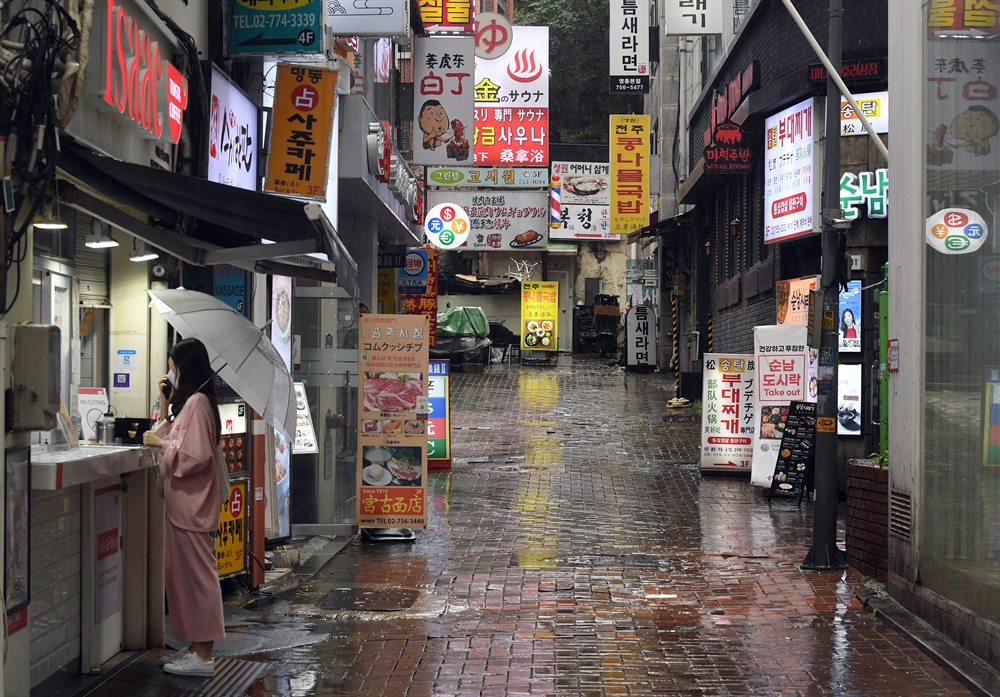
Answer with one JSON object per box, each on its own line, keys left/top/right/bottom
{"left": 159, "top": 374, "right": 172, "bottom": 410}
{"left": 143, "top": 431, "right": 165, "bottom": 448}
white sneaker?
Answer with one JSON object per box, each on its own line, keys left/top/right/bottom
{"left": 163, "top": 651, "right": 215, "bottom": 677}
{"left": 158, "top": 649, "right": 190, "bottom": 666}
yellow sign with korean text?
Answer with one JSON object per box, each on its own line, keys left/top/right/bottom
{"left": 265, "top": 65, "right": 337, "bottom": 199}
{"left": 357, "top": 315, "right": 431, "bottom": 529}
{"left": 216, "top": 480, "right": 247, "bottom": 578}
{"left": 521, "top": 281, "right": 558, "bottom": 350}
{"left": 610, "top": 114, "right": 650, "bottom": 233}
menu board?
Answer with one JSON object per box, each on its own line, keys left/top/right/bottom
{"left": 520, "top": 281, "right": 558, "bottom": 351}
{"left": 428, "top": 360, "right": 452, "bottom": 468}
{"left": 768, "top": 402, "right": 816, "bottom": 500}
{"left": 293, "top": 383, "right": 319, "bottom": 454}
{"left": 357, "top": 315, "right": 430, "bottom": 529}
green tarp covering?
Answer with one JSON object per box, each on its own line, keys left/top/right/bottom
{"left": 437, "top": 306, "right": 489, "bottom": 338}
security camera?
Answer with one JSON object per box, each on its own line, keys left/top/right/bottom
{"left": 829, "top": 218, "right": 853, "bottom": 230}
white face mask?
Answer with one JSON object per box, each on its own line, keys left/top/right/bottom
{"left": 167, "top": 369, "right": 178, "bottom": 389}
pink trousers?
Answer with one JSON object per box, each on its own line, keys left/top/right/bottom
{"left": 165, "top": 521, "right": 225, "bottom": 643}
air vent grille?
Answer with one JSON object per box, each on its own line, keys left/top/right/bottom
{"left": 890, "top": 489, "right": 912, "bottom": 540}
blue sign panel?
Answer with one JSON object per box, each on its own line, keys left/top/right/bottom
{"left": 230, "top": 0, "right": 323, "bottom": 56}
{"left": 397, "top": 250, "right": 429, "bottom": 295}
{"left": 215, "top": 264, "right": 248, "bottom": 316}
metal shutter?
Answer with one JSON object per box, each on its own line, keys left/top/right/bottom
{"left": 75, "top": 213, "right": 110, "bottom": 307}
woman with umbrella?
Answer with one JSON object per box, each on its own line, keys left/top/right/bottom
{"left": 143, "top": 338, "right": 225, "bottom": 677}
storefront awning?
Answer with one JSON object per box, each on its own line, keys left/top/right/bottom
{"left": 627, "top": 208, "right": 700, "bottom": 243}
{"left": 59, "top": 143, "right": 357, "bottom": 294}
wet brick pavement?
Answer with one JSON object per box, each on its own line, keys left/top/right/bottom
{"left": 236, "top": 355, "right": 972, "bottom": 696}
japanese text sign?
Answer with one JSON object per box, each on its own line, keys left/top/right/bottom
{"left": 521, "top": 281, "right": 558, "bottom": 350}
{"left": 701, "top": 354, "right": 757, "bottom": 473}
{"left": 474, "top": 26, "right": 549, "bottom": 165}
{"left": 231, "top": 0, "right": 323, "bottom": 55}
{"left": 427, "top": 190, "right": 548, "bottom": 250}
{"left": 764, "top": 97, "right": 819, "bottom": 243}
{"left": 610, "top": 0, "right": 650, "bottom": 93}
{"left": 664, "top": 0, "right": 725, "bottom": 35}
{"left": 610, "top": 114, "right": 650, "bottom": 233}
{"left": 414, "top": 36, "right": 475, "bottom": 166}
{"left": 357, "top": 314, "right": 430, "bottom": 529}
{"left": 626, "top": 305, "right": 657, "bottom": 367}
{"left": 427, "top": 360, "right": 451, "bottom": 465}
{"left": 420, "top": 0, "right": 474, "bottom": 33}
{"left": 264, "top": 64, "right": 336, "bottom": 199}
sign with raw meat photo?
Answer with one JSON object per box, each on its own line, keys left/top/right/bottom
{"left": 357, "top": 314, "right": 430, "bottom": 529}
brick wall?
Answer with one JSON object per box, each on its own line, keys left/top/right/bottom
{"left": 846, "top": 460, "right": 889, "bottom": 582}
{"left": 711, "top": 291, "right": 776, "bottom": 354}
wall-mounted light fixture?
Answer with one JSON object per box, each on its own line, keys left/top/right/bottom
{"left": 729, "top": 217, "right": 741, "bottom": 236}
{"left": 704, "top": 237, "right": 713, "bottom": 256}
{"left": 33, "top": 183, "right": 68, "bottom": 230}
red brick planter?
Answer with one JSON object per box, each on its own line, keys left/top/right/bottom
{"left": 846, "top": 459, "right": 889, "bottom": 583}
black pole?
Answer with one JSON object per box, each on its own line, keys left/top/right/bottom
{"left": 802, "top": 0, "right": 846, "bottom": 571}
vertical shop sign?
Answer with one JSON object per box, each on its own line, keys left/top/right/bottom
{"left": 231, "top": 0, "right": 323, "bottom": 55}
{"left": 399, "top": 247, "right": 439, "bottom": 347}
{"left": 775, "top": 275, "right": 817, "bottom": 325}
{"left": 663, "top": 0, "right": 725, "bottom": 35}
{"left": 397, "top": 250, "right": 429, "bottom": 295}
{"left": 610, "top": 114, "right": 650, "bottom": 233}
{"left": 474, "top": 26, "right": 549, "bottom": 165}
{"left": 94, "top": 484, "right": 121, "bottom": 623}
{"left": 927, "top": 0, "right": 1000, "bottom": 38}
{"left": 271, "top": 276, "right": 293, "bottom": 539}
{"left": 420, "top": 0, "right": 475, "bottom": 34}
{"left": 293, "top": 383, "right": 318, "bottom": 453}
{"left": 264, "top": 65, "right": 337, "bottom": 199}
{"left": 837, "top": 363, "right": 863, "bottom": 436}
{"left": 610, "top": 0, "right": 649, "bottom": 93}
{"left": 764, "top": 97, "right": 820, "bottom": 243}
{"left": 216, "top": 480, "right": 248, "bottom": 577}
{"left": 626, "top": 305, "right": 657, "bottom": 367}
{"left": 207, "top": 66, "right": 259, "bottom": 191}
{"left": 751, "top": 324, "right": 809, "bottom": 487}
{"left": 838, "top": 281, "right": 862, "bottom": 353}
{"left": 700, "top": 354, "right": 757, "bottom": 473}
{"left": 520, "top": 281, "right": 558, "bottom": 350}
{"left": 983, "top": 367, "right": 1000, "bottom": 467}
{"left": 414, "top": 37, "right": 475, "bottom": 166}
{"left": 357, "top": 315, "right": 430, "bottom": 529}
{"left": 428, "top": 360, "right": 452, "bottom": 467}
{"left": 214, "top": 264, "right": 247, "bottom": 316}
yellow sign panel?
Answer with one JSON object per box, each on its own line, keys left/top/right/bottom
{"left": 216, "top": 480, "right": 247, "bottom": 577}
{"left": 377, "top": 268, "right": 396, "bottom": 314}
{"left": 521, "top": 281, "right": 558, "bottom": 350}
{"left": 816, "top": 417, "right": 836, "bottom": 433}
{"left": 610, "top": 114, "right": 650, "bottom": 234}
{"left": 265, "top": 65, "right": 337, "bottom": 199}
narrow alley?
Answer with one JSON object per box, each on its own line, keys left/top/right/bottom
{"left": 96, "top": 357, "right": 971, "bottom": 696}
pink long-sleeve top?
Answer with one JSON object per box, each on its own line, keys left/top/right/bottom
{"left": 160, "top": 393, "right": 220, "bottom": 533}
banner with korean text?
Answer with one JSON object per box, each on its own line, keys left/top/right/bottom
{"left": 265, "top": 65, "right": 337, "bottom": 199}
{"left": 521, "top": 282, "right": 558, "bottom": 350}
{"left": 414, "top": 37, "right": 475, "bottom": 166}
{"left": 701, "top": 354, "right": 757, "bottom": 474}
{"left": 357, "top": 315, "right": 430, "bottom": 529}
{"left": 474, "top": 26, "right": 549, "bottom": 165}
{"left": 610, "top": 114, "right": 650, "bottom": 233}
{"left": 550, "top": 161, "right": 614, "bottom": 239}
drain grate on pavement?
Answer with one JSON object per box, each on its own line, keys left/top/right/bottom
{"left": 317, "top": 587, "right": 419, "bottom": 612}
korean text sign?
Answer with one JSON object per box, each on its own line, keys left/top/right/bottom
{"left": 764, "top": 97, "right": 818, "bottom": 243}
{"left": 427, "top": 166, "right": 548, "bottom": 188}
{"left": 208, "top": 66, "right": 258, "bottom": 191}
{"left": 216, "top": 481, "right": 248, "bottom": 577}
{"left": 474, "top": 26, "right": 549, "bottom": 165}
{"left": 550, "top": 161, "right": 613, "bottom": 239}
{"left": 751, "top": 324, "right": 809, "bottom": 486}
{"left": 419, "top": 0, "right": 474, "bottom": 33}
{"left": 610, "top": 114, "right": 650, "bottom": 233}
{"left": 700, "top": 354, "right": 757, "bottom": 473}
{"left": 521, "top": 281, "right": 558, "bottom": 351}
{"left": 626, "top": 305, "right": 657, "bottom": 367}
{"left": 414, "top": 37, "right": 475, "bottom": 166}
{"left": 664, "top": 0, "right": 725, "bottom": 35}
{"left": 776, "top": 275, "right": 817, "bottom": 326}
{"left": 357, "top": 315, "right": 430, "bottom": 529}
{"left": 398, "top": 246, "right": 440, "bottom": 348}
{"left": 610, "top": 0, "right": 649, "bottom": 93}
{"left": 427, "top": 360, "right": 452, "bottom": 465}
{"left": 231, "top": 0, "right": 323, "bottom": 55}
{"left": 264, "top": 65, "right": 336, "bottom": 199}
{"left": 427, "top": 190, "right": 547, "bottom": 250}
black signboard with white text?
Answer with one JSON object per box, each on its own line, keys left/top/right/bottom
{"left": 768, "top": 401, "right": 816, "bottom": 503}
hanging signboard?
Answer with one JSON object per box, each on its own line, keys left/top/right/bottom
{"left": 700, "top": 354, "right": 757, "bottom": 473}
{"left": 473, "top": 26, "right": 549, "bottom": 166}
{"left": 475, "top": 12, "right": 512, "bottom": 59}
{"left": 216, "top": 480, "right": 248, "bottom": 577}
{"left": 764, "top": 97, "right": 820, "bottom": 244}
{"left": 841, "top": 91, "right": 889, "bottom": 136}
{"left": 397, "top": 250, "right": 429, "bottom": 296}
{"left": 839, "top": 281, "right": 862, "bottom": 353}
{"left": 399, "top": 247, "right": 440, "bottom": 348}
{"left": 270, "top": 276, "right": 293, "bottom": 539}
{"left": 427, "top": 166, "right": 548, "bottom": 188}
{"left": 751, "top": 324, "right": 809, "bottom": 487}
{"left": 610, "top": 114, "right": 650, "bottom": 233}
{"left": 231, "top": 0, "right": 323, "bottom": 55}
{"left": 927, "top": 207, "right": 989, "bottom": 255}
{"left": 610, "top": 0, "right": 649, "bottom": 93}
{"left": 664, "top": 0, "right": 725, "bottom": 35}
{"left": 704, "top": 122, "right": 752, "bottom": 173}
{"left": 550, "top": 161, "right": 613, "bottom": 238}
{"left": 414, "top": 36, "right": 475, "bottom": 166}
{"left": 928, "top": 1, "right": 1000, "bottom": 38}
{"left": 357, "top": 314, "right": 430, "bottom": 529}
{"left": 521, "top": 281, "right": 558, "bottom": 351}
{"left": 427, "top": 190, "right": 547, "bottom": 250}
{"left": 293, "top": 383, "right": 318, "bottom": 454}
{"left": 625, "top": 305, "right": 657, "bottom": 368}
{"left": 840, "top": 169, "right": 888, "bottom": 220}
{"left": 776, "top": 275, "right": 817, "bottom": 326}
{"left": 428, "top": 360, "right": 452, "bottom": 467}
{"left": 420, "top": 0, "right": 475, "bottom": 34}
{"left": 327, "top": 0, "right": 409, "bottom": 35}
{"left": 207, "top": 65, "right": 259, "bottom": 191}
{"left": 768, "top": 402, "right": 816, "bottom": 499}
{"left": 264, "top": 65, "right": 337, "bottom": 200}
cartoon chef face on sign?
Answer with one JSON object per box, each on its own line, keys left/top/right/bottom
{"left": 950, "top": 106, "right": 1000, "bottom": 156}
{"left": 418, "top": 100, "right": 450, "bottom": 151}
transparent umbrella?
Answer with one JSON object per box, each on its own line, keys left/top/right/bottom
{"left": 147, "top": 289, "right": 294, "bottom": 440}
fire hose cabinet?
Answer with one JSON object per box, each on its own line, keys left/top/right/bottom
{"left": 10, "top": 324, "right": 61, "bottom": 431}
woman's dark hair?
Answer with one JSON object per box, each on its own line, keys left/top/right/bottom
{"left": 840, "top": 308, "right": 855, "bottom": 334}
{"left": 168, "top": 338, "right": 221, "bottom": 438}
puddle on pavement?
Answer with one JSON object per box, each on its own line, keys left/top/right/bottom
{"left": 317, "top": 587, "right": 419, "bottom": 612}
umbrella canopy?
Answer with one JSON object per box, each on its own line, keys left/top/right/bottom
{"left": 147, "top": 289, "right": 295, "bottom": 441}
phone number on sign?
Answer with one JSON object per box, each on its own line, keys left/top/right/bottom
{"left": 233, "top": 13, "right": 316, "bottom": 29}
{"left": 363, "top": 518, "right": 426, "bottom": 526}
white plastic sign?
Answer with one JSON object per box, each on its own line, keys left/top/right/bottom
{"left": 425, "top": 202, "right": 471, "bottom": 249}
{"left": 927, "top": 208, "right": 988, "bottom": 255}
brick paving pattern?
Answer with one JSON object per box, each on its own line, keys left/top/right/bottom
{"left": 244, "top": 355, "right": 971, "bottom": 696}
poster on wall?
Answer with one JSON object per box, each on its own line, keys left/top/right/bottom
{"left": 521, "top": 281, "right": 558, "bottom": 351}
{"left": 751, "top": 324, "right": 809, "bottom": 487}
{"left": 764, "top": 97, "right": 819, "bottom": 243}
{"left": 357, "top": 314, "right": 430, "bottom": 529}
{"left": 271, "top": 276, "right": 293, "bottom": 539}
{"left": 839, "top": 281, "right": 862, "bottom": 352}
{"left": 428, "top": 360, "right": 451, "bottom": 467}
{"left": 700, "top": 354, "right": 757, "bottom": 473}
{"left": 837, "top": 363, "right": 863, "bottom": 436}
{"left": 413, "top": 36, "right": 475, "bottom": 166}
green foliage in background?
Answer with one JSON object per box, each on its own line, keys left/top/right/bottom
{"left": 516, "top": 0, "right": 644, "bottom": 143}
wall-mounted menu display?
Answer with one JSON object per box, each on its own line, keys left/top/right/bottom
{"left": 294, "top": 383, "right": 318, "bottom": 454}
{"left": 219, "top": 402, "right": 248, "bottom": 477}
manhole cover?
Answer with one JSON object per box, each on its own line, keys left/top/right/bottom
{"left": 317, "top": 587, "right": 419, "bottom": 612}
{"left": 662, "top": 413, "right": 700, "bottom": 424}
